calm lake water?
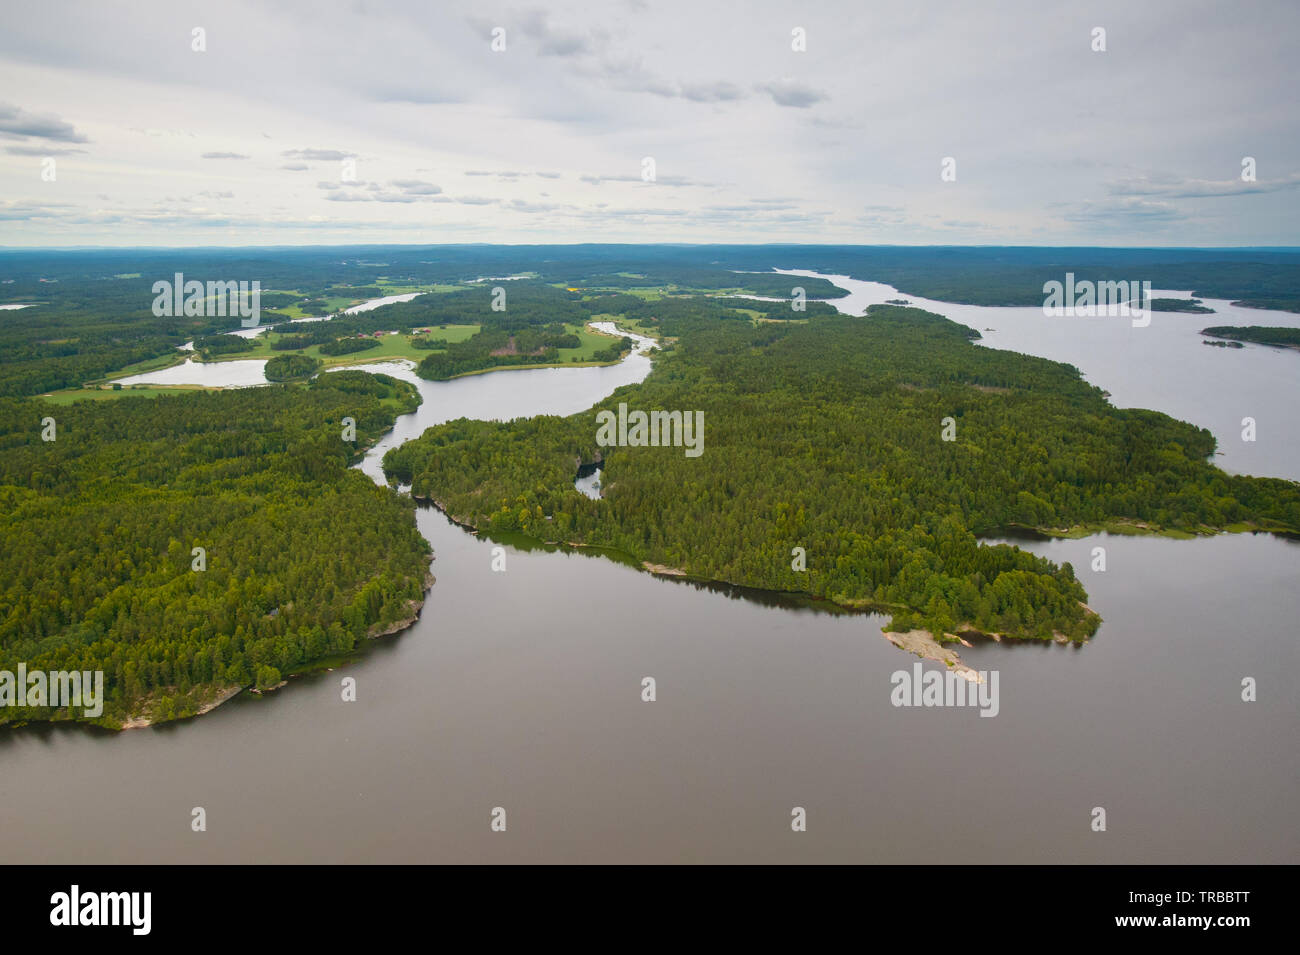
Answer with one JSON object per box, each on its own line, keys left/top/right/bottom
{"left": 343, "top": 292, "right": 420, "bottom": 313}
{"left": 116, "top": 356, "right": 270, "bottom": 388}
{"left": 1, "top": 278, "right": 1296, "bottom": 864}
{"left": 779, "top": 270, "right": 1300, "bottom": 481}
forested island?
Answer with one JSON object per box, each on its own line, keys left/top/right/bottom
{"left": 1149, "top": 297, "right": 1215, "bottom": 313}
{"left": 384, "top": 299, "right": 1300, "bottom": 645}
{"left": 0, "top": 371, "right": 432, "bottom": 728}
{"left": 1200, "top": 325, "right": 1300, "bottom": 350}
{"left": 264, "top": 353, "right": 322, "bottom": 381}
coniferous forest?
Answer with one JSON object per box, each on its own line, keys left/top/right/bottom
{"left": 3, "top": 249, "right": 1300, "bottom": 727}
{"left": 385, "top": 301, "right": 1300, "bottom": 643}
{"left": 0, "top": 372, "right": 431, "bottom": 727}
{"left": 1200, "top": 325, "right": 1300, "bottom": 348}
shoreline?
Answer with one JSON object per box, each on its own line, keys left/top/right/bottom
{"left": 397, "top": 493, "right": 1294, "bottom": 672}
{"left": 112, "top": 569, "right": 435, "bottom": 730}
{"left": 6, "top": 423, "right": 435, "bottom": 733}
{"left": 405, "top": 495, "right": 1108, "bottom": 672}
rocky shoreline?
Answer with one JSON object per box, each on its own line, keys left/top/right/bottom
{"left": 116, "top": 565, "right": 437, "bottom": 729}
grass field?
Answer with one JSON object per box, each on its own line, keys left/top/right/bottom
{"left": 72, "top": 316, "right": 629, "bottom": 398}
{"left": 373, "top": 281, "right": 465, "bottom": 295}
{"left": 565, "top": 323, "right": 623, "bottom": 359}
{"left": 96, "top": 350, "right": 195, "bottom": 382}
{"left": 40, "top": 384, "right": 214, "bottom": 404}
{"left": 206, "top": 324, "right": 481, "bottom": 366}
{"left": 588, "top": 314, "right": 659, "bottom": 338}
{"left": 262, "top": 282, "right": 466, "bottom": 319}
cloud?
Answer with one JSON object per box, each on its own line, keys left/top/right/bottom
{"left": 5, "top": 144, "right": 86, "bottom": 155}
{"left": 580, "top": 174, "right": 642, "bottom": 185}
{"left": 201, "top": 151, "right": 250, "bottom": 159}
{"left": 677, "top": 81, "right": 747, "bottom": 103}
{"left": 368, "top": 86, "right": 461, "bottom": 104}
{"left": 516, "top": 9, "right": 596, "bottom": 57}
{"left": 580, "top": 172, "right": 715, "bottom": 187}
{"left": 1107, "top": 171, "right": 1300, "bottom": 199}
{"left": 282, "top": 148, "right": 354, "bottom": 161}
{"left": 592, "top": 62, "right": 749, "bottom": 104}
{"left": 322, "top": 192, "right": 382, "bottom": 203}
{"left": 756, "top": 81, "right": 828, "bottom": 108}
{"left": 507, "top": 199, "right": 563, "bottom": 213}
{"left": 390, "top": 179, "right": 443, "bottom": 195}
{"left": 0, "top": 199, "right": 77, "bottom": 221}
{"left": 1061, "top": 197, "right": 1187, "bottom": 226}
{"left": 3, "top": 1, "right": 1297, "bottom": 246}
{"left": 316, "top": 179, "right": 446, "bottom": 203}
{"left": 0, "top": 103, "right": 89, "bottom": 143}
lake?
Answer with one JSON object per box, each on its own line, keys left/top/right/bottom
{"left": 778, "top": 270, "right": 1300, "bottom": 481}
{"left": 1, "top": 277, "right": 1295, "bottom": 864}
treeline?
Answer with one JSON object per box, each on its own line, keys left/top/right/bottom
{"left": 0, "top": 287, "right": 224, "bottom": 397}
{"left": 560, "top": 269, "right": 849, "bottom": 299}
{"left": 319, "top": 337, "right": 383, "bottom": 356}
{"left": 265, "top": 354, "right": 321, "bottom": 380}
{"left": 6, "top": 246, "right": 1299, "bottom": 322}
{"left": 0, "top": 372, "right": 428, "bottom": 727}
{"left": 1200, "top": 325, "right": 1300, "bottom": 348}
{"left": 1148, "top": 298, "right": 1215, "bottom": 313}
{"left": 195, "top": 334, "right": 258, "bottom": 358}
{"left": 415, "top": 323, "right": 622, "bottom": 380}
{"left": 379, "top": 282, "right": 587, "bottom": 332}
{"left": 385, "top": 299, "right": 1300, "bottom": 644}
{"left": 0, "top": 271, "right": 346, "bottom": 396}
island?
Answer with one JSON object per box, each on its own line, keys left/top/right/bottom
{"left": 264, "top": 353, "right": 322, "bottom": 381}
{"left": 1150, "top": 297, "right": 1216, "bottom": 313}
{"left": 1200, "top": 325, "right": 1300, "bottom": 350}
{"left": 385, "top": 299, "right": 1300, "bottom": 659}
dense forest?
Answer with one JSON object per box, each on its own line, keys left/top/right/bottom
{"left": 1200, "top": 325, "right": 1300, "bottom": 348}
{"left": 7, "top": 244, "right": 1295, "bottom": 398}
{"left": 1149, "top": 298, "right": 1215, "bottom": 313}
{"left": 265, "top": 353, "right": 322, "bottom": 381}
{"left": 402, "top": 287, "right": 840, "bottom": 379}
{"left": 4, "top": 246, "right": 1300, "bottom": 725}
{"left": 385, "top": 299, "right": 1300, "bottom": 644}
{"left": 0, "top": 371, "right": 430, "bottom": 727}
{"left": 5, "top": 244, "right": 1295, "bottom": 394}
{"left": 7, "top": 245, "right": 1295, "bottom": 316}
{"left": 194, "top": 334, "right": 259, "bottom": 358}
{"left": 318, "top": 336, "right": 383, "bottom": 356}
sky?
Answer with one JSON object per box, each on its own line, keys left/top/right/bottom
{"left": 1, "top": 0, "right": 1298, "bottom": 247}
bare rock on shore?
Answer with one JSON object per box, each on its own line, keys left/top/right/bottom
{"left": 885, "top": 629, "right": 983, "bottom": 683}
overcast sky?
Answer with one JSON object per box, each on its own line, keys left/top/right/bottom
{"left": 1, "top": 0, "right": 1297, "bottom": 247}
